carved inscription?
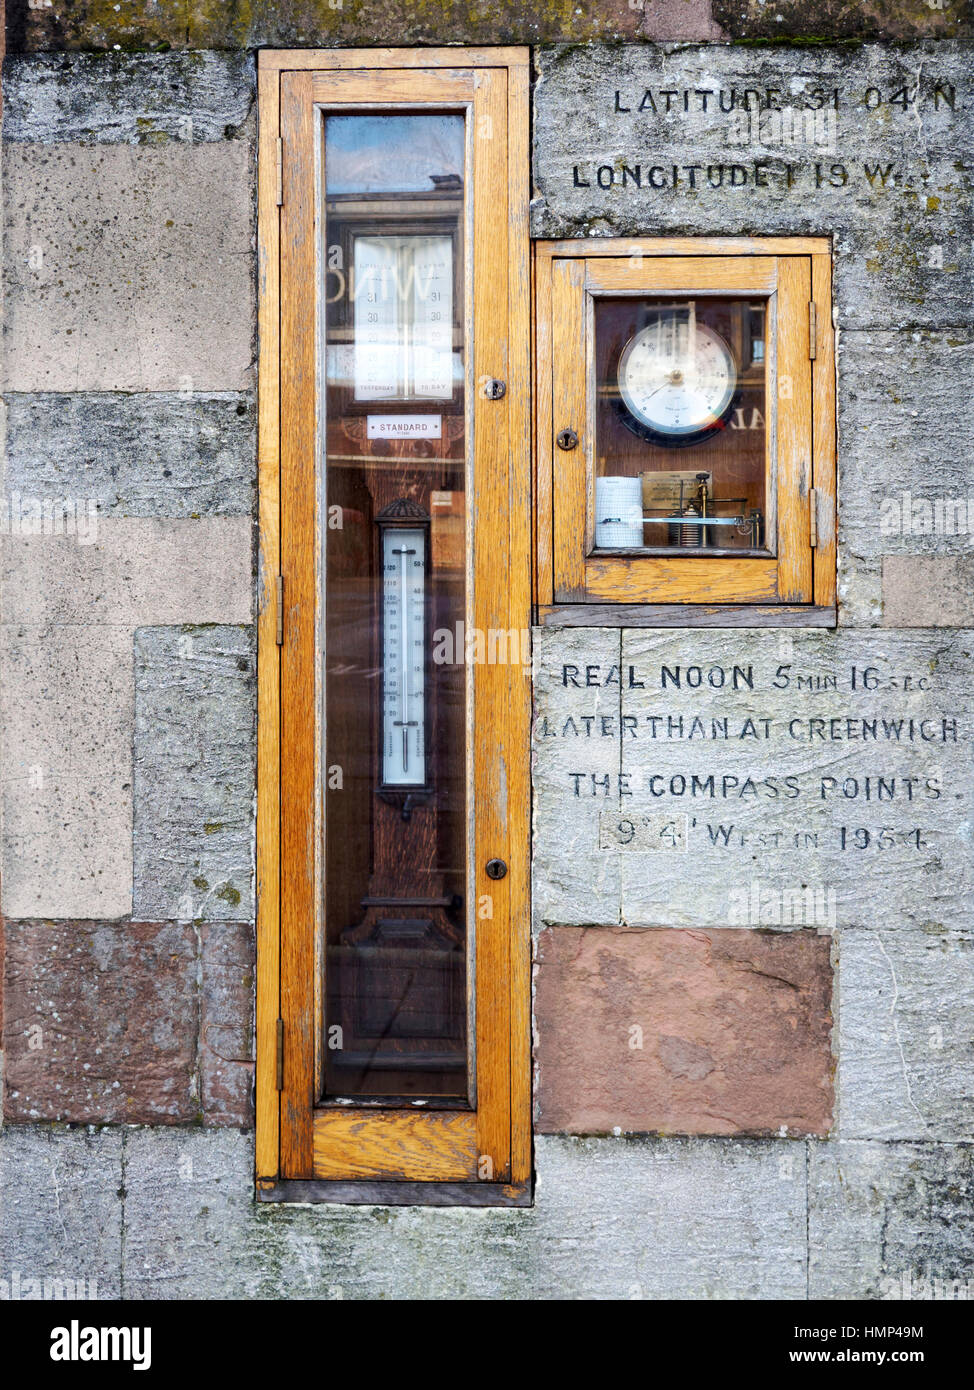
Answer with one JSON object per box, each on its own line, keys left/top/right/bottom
{"left": 607, "top": 84, "right": 957, "bottom": 115}
{"left": 532, "top": 631, "right": 972, "bottom": 929}
{"left": 571, "top": 160, "right": 921, "bottom": 192}
{"left": 569, "top": 70, "right": 965, "bottom": 195}
{"left": 534, "top": 47, "right": 972, "bottom": 215}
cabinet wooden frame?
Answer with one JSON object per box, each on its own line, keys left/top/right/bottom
{"left": 256, "top": 49, "right": 532, "bottom": 1199}
{"left": 534, "top": 238, "right": 836, "bottom": 619}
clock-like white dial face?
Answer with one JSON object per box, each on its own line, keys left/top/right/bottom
{"left": 617, "top": 313, "right": 736, "bottom": 438}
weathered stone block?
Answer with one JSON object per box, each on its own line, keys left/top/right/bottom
{"left": 532, "top": 627, "right": 623, "bottom": 926}
{"left": 714, "top": 0, "right": 973, "bottom": 41}
{"left": 6, "top": 1, "right": 201, "bottom": 53}
{"left": 837, "top": 330, "right": 974, "bottom": 626}
{"left": 7, "top": 0, "right": 965, "bottom": 51}
{"left": 0, "top": 519, "right": 252, "bottom": 919}
{"left": 5, "top": 1, "right": 647, "bottom": 54}
{"left": 0, "top": 1125, "right": 123, "bottom": 1299}
{"left": 121, "top": 1127, "right": 531, "bottom": 1299}
{"left": 532, "top": 1134, "right": 807, "bottom": 1298}
{"left": 837, "top": 927, "right": 974, "bottom": 1141}
{"left": 24, "top": 1126, "right": 966, "bottom": 1299}
{"left": 2, "top": 142, "right": 254, "bottom": 392}
{"left": 883, "top": 556, "right": 974, "bottom": 626}
{"left": 1, "top": 517, "right": 253, "bottom": 627}
{"left": 200, "top": 922, "right": 255, "bottom": 1127}
{"left": 0, "top": 623, "right": 134, "bottom": 920}
{"left": 112, "top": 1128, "right": 260, "bottom": 1299}
{"left": 534, "top": 925, "right": 833, "bottom": 1136}
{"left": 2, "top": 52, "right": 255, "bottom": 144}
{"left": 2, "top": 921, "right": 199, "bottom": 1123}
{"left": 809, "top": 1140, "right": 974, "bottom": 1298}
{"left": 133, "top": 625, "right": 255, "bottom": 924}
{"left": 839, "top": 332, "right": 974, "bottom": 554}
{"left": 534, "top": 627, "right": 972, "bottom": 932}
{"left": 2, "top": 919, "right": 253, "bottom": 1127}
{"left": 119, "top": 1127, "right": 806, "bottom": 1299}
{"left": 639, "top": 0, "right": 726, "bottom": 42}
{"left": 4, "top": 392, "right": 255, "bottom": 519}
{"left": 532, "top": 43, "right": 974, "bottom": 329}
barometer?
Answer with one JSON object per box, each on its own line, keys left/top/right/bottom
{"left": 616, "top": 308, "right": 737, "bottom": 446}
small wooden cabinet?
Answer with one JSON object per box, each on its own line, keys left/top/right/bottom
{"left": 534, "top": 239, "right": 836, "bottom": 622}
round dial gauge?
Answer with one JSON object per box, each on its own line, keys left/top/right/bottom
{"left": 617, "top": 313, "right": 736, "bottom": 444}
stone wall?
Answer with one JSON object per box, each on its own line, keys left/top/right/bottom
{"left": 1, "top": 53, "right": 259, "bottom": 1161}
{"left": 1, "top": 4, "right": 972, "bottom": 1299}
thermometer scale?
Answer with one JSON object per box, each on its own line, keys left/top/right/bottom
{"left": 377, "top": 500, "right": 430, "bottom": 794}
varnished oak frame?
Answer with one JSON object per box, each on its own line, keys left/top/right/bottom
{"left": 533, "top": 237, "right": 836, "bottom": 619}
{"left": 256, "top": 49, "right": 532, "bottom": 1198}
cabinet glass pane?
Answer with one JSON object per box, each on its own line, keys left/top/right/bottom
{"left": 593, "top": 297, "right": 769, "bottom": 554}
{"left": 321, "top": 113, "right": 469, "bottom": 1101}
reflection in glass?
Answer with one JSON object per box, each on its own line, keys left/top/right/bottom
{"left": 594, "top": 297, "right": 769, "bottom": 554}
{"left": 321, "top": 114, "right": 468, "bottom": 1101}
{"left": 353, "top": 235, "right": 454, "bottom": 400}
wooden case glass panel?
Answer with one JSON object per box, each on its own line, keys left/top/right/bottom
{"left": 260, "top": 49, "right": 531, "bottom": 1197}
{"left": 594, "top": 295, "right": 770, "bottom": 556}
{"left": 322, "top": 112, "right": 468, "bottom": 1100}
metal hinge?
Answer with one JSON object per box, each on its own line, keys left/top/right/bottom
{"left": 275, "top": 574, "right": 284, "bottom": 646}
{"left": 808, "top": 300, "right": 817, "bottom": 360}
{"left": 276, "top": 137, "right": 283, "bottom": 207}
{"left": 809, "top": 487, "right": 819, "bottom": 548}
{"left": 275, "top": 1018, "right": 284, "bottom": 1091}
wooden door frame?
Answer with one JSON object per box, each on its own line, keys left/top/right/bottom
{"left": 255, "top": 48, "right": 532, "bottom": 1204}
